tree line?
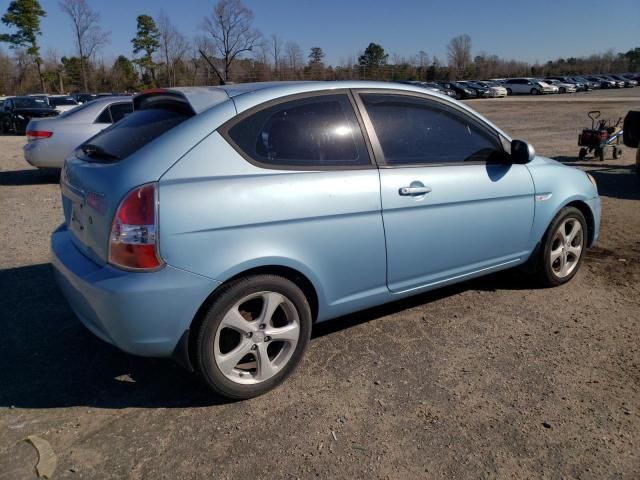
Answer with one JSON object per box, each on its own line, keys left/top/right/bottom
{"left": 1, "top": 0, "right": 639, "bottom": 95}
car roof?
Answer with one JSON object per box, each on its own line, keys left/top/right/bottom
{"left": 137, "top": 81, "right": 510, "bottom": 141}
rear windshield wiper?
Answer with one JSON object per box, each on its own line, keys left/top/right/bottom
{"left": 80, "top": 143, "right": 120, "bottom": 161}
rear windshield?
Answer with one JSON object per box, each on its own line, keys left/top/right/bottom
{"left": 50, "top": 97, "right": 77, "bottom": 106}
{"left": 14, "top": 97, "right": 51, "bottom": 109}
{"left": 77, "top": 107, "right": 189, "bottom": 162}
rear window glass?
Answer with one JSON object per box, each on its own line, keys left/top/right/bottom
{"left": 225, "top": 94, "right": 370, "bottom": 168}
{"left": 50, "top": 97, "right": 77, "bottom": 106}
{"left": 78, "top": 108, "right": 189, "bottom": 162}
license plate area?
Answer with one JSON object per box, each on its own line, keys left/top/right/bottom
{"left": 69, "top": 200, "right": 86, "bottom": 240}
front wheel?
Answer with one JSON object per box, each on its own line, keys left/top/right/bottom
{"left": 536, "top": 207, "right": 587, "bottom": 287}
{"left": 530, "top": 88, "right": 540, "bottom": 95}
{"left": 506, "top": 88, "right": 512, "bottom": 95}
{"left": 195, "top": 275, "right": 312, "bottom": 399}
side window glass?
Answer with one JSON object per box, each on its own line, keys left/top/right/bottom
{"left": 95, "top": 107, "right": 112, "bottom": 124}
{"left": 226, "top": 94, "right": 370, "bottom": 168}
{"left": 109, "top": 103, "right": 133, "bottom": 123}
{"left": 361, "top": 94, "right": 502, "bottom": 165}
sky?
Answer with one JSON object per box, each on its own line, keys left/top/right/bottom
{"left": 16, "top": 0, "right": 640, "bottom": 66}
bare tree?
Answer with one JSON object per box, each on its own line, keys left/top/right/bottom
{"left": 200, "top": 0, "right": 261, "bottom": 82}
{"left": 158, "top": 12, "right": 189, "bottom": 86}
{"left": 284, "top": 41, "right": 303, "bottom": 77}
{"left": 268, "top": 34, "right": 282, "bottom": 76}
{"left": 59, "top": 0, "right": 110, "bottom": 91}
{"left": 446, "top": 34, "right": 471, "bottom": 79}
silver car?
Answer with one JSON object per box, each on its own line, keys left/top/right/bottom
{"left": 23, "top": 97, "right": 133, "bottom": 168}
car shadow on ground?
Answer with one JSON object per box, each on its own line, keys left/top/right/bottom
{"left": 0, "top": 262, "right": 538, "bottom": 410}
{"left": 0, "top": 168, "right": 60, "bottom": 186}
{"left": 554, "top": 157, "right": 640, "bottom": 201}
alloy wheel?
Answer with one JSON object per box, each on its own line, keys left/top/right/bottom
{"left": 213, "top": 291, "right": 300, "bottom": 385}
{"left": 549, "top": 218, "right": 583, "bottom": 278}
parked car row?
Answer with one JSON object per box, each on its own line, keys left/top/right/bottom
{"left": 406, "top": 73, "right": 639, "bottom": 99}
{"left": 0, "top": 93, "right": 133, "bottom": 135}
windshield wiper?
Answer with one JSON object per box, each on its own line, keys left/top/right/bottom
{"left": 80, "top": 143, "right": 120, "bottom": 161}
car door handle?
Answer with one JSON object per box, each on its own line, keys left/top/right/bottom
{"left": 399, "top": 186, "right": 432, "bottom": 196}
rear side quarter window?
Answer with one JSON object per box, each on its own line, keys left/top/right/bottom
{"left": 222, "top": 93, "right": 371, "bottom": 169}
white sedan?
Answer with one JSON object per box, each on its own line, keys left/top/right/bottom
{"left": 48, "top": 95, "right": 80, "bottom": 113}
{"left": 474, "top": 80, "right": 508, "bottom": 97}
{"left": 23, "top": 97, "right": 132, "bottom": 168}
{"left": 542, "top": 79, "right": 576, "bottom": 93}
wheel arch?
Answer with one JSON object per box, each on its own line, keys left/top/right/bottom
{"left": 175, "top": 264, "right": 321, "bottom": 372}
{"left": 564, "top": 199, "right": 596, "bottom": 246}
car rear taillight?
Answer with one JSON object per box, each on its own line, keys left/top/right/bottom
{"left": 109, "top": 182, "right": 163, "bottom": 271}
{"left": 26, "top": 130, "right": 53, "bottom": 141}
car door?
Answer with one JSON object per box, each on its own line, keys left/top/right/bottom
{"left": 163, "top": 90, "right": 388, "bottom": 318}
{"left": 355, "top": 91, "right": 535, "bottom": 293}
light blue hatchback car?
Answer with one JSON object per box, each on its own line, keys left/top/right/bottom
{"left": 52, "top": 81, "right": 600, "bottom": 398}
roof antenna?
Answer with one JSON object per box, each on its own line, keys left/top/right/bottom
{"left": 198, "top": 49, "right": 226, "bottom": 86}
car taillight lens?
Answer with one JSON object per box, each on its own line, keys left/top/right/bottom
{"left": 26, "top": 130, "right": 53, "bottom": 141}
{"left": 109, "top": 182, "right": 163, "bottom": 270}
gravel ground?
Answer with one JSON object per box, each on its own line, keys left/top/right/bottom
{"left": 1, "top": 89, "right": 639, "bottom": 479}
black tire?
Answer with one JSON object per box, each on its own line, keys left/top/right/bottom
{"left": 536, "top": 206, "right": 587, "bottom": 287}
{"left": 560, "top": 87, "right": 566, "bottom": 94}
{"left": 578, "top": 147, "right": 587, "bottom": 160}
{"left": 195, "top": 274, "right": 312, "bottom": 399}
{"left": 613, "top": 147, "right": 622, "bottom": 160}
{"left": 636, "top": 149, "right": 640, "bottom": 176}
{"left": 597, "top": 148, "right": 605, "bottom": 162}
{"left": 506, "top": 88, "right": 512, "bottom": 95}
{"left": 530, "top": 88, "right": 540, "bottom": 95}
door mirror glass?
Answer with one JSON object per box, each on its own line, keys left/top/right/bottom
{"left": 511, "top": 140, "right": 535, "bottom": 164}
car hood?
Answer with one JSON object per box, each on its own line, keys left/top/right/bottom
{"left": 13, "top": 108, "right": 58, "bottom": 118}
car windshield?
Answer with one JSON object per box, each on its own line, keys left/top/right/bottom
{"left": 467, "top": 82, "right": 484, "bottom": 88}
{"left": 451, "top": 82, "right": 466, "bottom": 88}
{"left": 13, "top": 97, "right": 51, "bottom": 109}
{"left": 50, "top": 97, "right": 78, "bottom": 106}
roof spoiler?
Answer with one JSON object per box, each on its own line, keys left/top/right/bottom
{"left": 133, "top": 87, "right": 229, "bottom": 115}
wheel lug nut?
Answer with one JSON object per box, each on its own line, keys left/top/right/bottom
{"left": 264, "top": 336, "right": 271, "bottom": 342}
{"left": 246, "top": 332, "right": 253, "bottom": 338}
{"left": 251, "top": 344, "right": 257, "bottom": 350}
{"left": 259, "top": 324, "right": 266, "bottom": 330}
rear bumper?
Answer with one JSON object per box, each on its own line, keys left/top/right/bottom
{"left": 51, "top": 225, "right": 219, "bottom": 357}
{"left": 23, "top": 141, "right": 63, "bottom": 168}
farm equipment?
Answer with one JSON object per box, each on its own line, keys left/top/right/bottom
{"left": 578, "top": 111, "right": 624, "bottom": 161}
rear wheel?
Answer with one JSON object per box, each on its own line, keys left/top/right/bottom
{"left": 560, "top": 87, "right": 566, "bottom": 94}
{"left": 597, "top": 148, "right": 605, "bottom": 162}
{"left": 195, "top": 275, "right": 312, "bottom": 399}
{"left": 536, "top": 207, "right": 587, "bottom": 287}
{"left": 578, "top": 147, "right": 587, "bottom": 160}
{"left": 506, "top": 88, "right": 512, "bottom": 95}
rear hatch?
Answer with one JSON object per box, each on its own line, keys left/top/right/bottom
{"left": 59, "top": 87, "right": 230, "bottom": 265}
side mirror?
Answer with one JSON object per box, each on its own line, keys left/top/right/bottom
{"left": 511, "top": 140, "right": 535, "bottom": 164}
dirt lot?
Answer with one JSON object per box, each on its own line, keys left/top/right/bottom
{"left": 1, "top": 89, "right": 639, "bottom": 479}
